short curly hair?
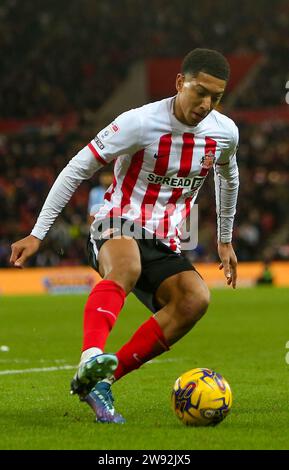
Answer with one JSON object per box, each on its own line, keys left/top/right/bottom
{"left": 182, "top": 48, "right": 230, "bottom": 81}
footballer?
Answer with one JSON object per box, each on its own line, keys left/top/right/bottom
{"left": 10, "top": 48, "right": 239, "bottom": 423}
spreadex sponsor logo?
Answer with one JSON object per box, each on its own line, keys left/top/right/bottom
{"left": 147, "top": 173, "right": 205, "bottom": 191}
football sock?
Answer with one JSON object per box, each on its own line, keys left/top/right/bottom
{"left": 114, "top": 316, "right": 169, "bottom": 380}
{"left": 82, "top": 280, "right": 126, "bottom": 352}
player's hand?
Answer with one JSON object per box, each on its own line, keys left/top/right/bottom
{"left": 10, "top": 235, "right": 41, "bottom": 268}
{"left": 217, "top": 242, "right": 238, "bottom": 288}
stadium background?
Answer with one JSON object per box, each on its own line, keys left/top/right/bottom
{"left": 1, "top": 0, "right": 289, "bottom": 452}
{"left": 1, "top": 0, "right": 289, "bottom": 287}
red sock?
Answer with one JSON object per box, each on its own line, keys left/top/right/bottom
{"left": 114, "top": 316, "right": 169, "bottom": 380}
{"left": 82, "top": 280, "right": 126, "bottom": 351}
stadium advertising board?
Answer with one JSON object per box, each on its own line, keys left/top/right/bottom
{"left": 0, "top": 262, "right": 288, "bottom": 295}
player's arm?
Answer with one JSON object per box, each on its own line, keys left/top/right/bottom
{"left": 10, "top": 110, "right": 142, "bottom": 268}
{"left": 214, "top": 124, "right": 239, "bottom": 288}
{"left": 10, "top": 145, "right": 105, "bottom": 267}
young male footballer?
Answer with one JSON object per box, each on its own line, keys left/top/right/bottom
{"left": 10, "top": 48, "right": 239, "bottom": 423}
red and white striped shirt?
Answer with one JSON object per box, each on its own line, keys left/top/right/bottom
{"left": 31, "top": 97, "right": 239, "bottom": 253}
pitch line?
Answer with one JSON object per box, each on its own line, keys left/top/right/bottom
{"left": 0, "top": 365, "right": 76, "bottom": 376}
{"left": 0, "top": 358, "right": 68, "bottom": 364}
{"left": 0, "top": 357, "right": 183, "bottom": 376}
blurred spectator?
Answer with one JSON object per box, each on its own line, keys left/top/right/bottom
{"left": 256, "top": 261, "right": 274, "bottom": 286}
{"left": 88, "top": 170, "right": 114, "bottom": 224}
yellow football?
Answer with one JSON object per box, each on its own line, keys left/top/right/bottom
{"left": 171, "top": 368, "right": 232, "bottom": 426}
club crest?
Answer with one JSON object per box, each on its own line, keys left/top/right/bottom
{"left": 200, "top": 151, "right": 215, "bottom": 170}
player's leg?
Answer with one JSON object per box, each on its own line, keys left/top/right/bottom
{"left": 80, "top": 234, "right": 208, "bottom": 423}
{"left": 82, "top": 237, "right": 141, "bottom": 352}
{"left": 114, "top": 270, "right": 210, "bottom": 380}
{"left": 85, "top": 270, "right": 209, "bottom": 423}
{"left": 71, "top": 237, "right": 141, "bottom": 401}
{"left": 153, "top": 270, "right": 210, "bottom": 345}
{"left": 85, "top": 269, "right": 209, "bottom": 423}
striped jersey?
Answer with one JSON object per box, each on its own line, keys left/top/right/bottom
{"left": 31, "top": 97, "right": 239, "bottom": 253}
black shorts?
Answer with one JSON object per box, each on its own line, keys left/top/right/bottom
{"left": 87, "top": 217, "right": 197, "bottom": 313}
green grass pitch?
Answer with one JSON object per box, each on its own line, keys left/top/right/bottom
{"left": 0, "top": 287, "right": 288, "bottom": 450}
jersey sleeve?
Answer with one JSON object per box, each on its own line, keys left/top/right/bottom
{"left": 30, "top": 146, "right": 102, "bottom": 240}
{"left": 214, "top": 123, "right": 239, "bottom": 243}
{"left": 215, "top": 122, "right": 239, "bottom": 165}
{"left": 30, "top": 109, "right": 142, "bottom": 241}
{"left": 87, "top": 108, "right": 142, "bottom": 164}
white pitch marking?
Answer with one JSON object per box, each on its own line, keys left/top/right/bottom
{"left": 147, "top": 358, "right": 185, "bottom": 364}
{"left": 0, "top": 358, "right": 69, "bottom": 364}
{"left": 0, "top": 357, "right": 184, "bottom": 376}
{"left": 0, "top": 364, "right": 76, "bottom": 376}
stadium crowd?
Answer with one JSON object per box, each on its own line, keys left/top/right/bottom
{"left": 1, "top": 0, "right": 288, "bottom": 118}
{"left": 1, "top": 118, "right": 288, "bottom": 268}
{"left": 1, "top": 0, "right": 288, "bottom": 267}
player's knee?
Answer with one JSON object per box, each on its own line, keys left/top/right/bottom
{"left": 108, "top": 258, "right": 141, "bottom": 293}
{"left": 178, "top": 288, "right": 210, "bottom": 326}
{"left": 125, "top": 260, "right": 142, "bottom": 289}
{"left": 193, "top": 289, "right": 210, "bottom": 320}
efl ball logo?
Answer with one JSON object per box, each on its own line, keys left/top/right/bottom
{"left": 99, "top": 122, "right": 120, "bottom": 140}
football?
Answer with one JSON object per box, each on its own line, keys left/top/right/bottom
{"left": 171, "top": 368, "right": 232, "bottom": 426}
